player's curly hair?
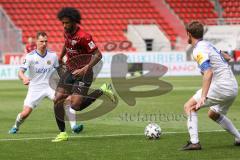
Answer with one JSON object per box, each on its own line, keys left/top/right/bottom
{"left": 57, "top": 7, "right": 81, "bottom": 24}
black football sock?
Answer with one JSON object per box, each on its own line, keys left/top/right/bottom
{"left": 79, "top": 89, "right": 103, "bottom": 111}
{"left": 54, "top": 101, "right": 65, "bottom": 132}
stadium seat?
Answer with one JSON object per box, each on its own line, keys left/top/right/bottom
{"left": 165, "top": 0, "right": 218, "bottom": 25}
{"left": 1, "top": 0, "right": 177, "bottom": 52}
{"left": 220, "top": 0, "right": 240, "bottom": 24}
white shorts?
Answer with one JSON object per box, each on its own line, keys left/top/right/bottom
{"left": 193, "top": 88, "right": 236, "bottom": 115}
{"left": 24, "top": 85, "right": 55, "bottom": 109}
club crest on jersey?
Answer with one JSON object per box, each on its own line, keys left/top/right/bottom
{"left": 47, "top": 60, "right": 51, "bottom": 65}
{"left": 88, "top": 41, "right": 96, "bottom": 49}
{"left": 71, "top": 40, "right": 77, "bottom": 46}
{"left": 195, "top": 52, "right": 204, "bottom": 64}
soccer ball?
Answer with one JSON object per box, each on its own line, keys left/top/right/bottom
{"left": 144, "top": 123, "right": 161, "bottom": 139}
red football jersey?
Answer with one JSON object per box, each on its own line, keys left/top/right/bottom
{"left": 25, "top": 43, "right": 37, "bottom": 53}
{"left": 64, "top": 26, "right": 98, "bottom": 72}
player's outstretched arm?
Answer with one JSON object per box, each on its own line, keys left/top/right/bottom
{"left": 18, "top": 69, "right": 30, "bottom": 85}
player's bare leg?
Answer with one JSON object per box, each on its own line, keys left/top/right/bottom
{"left": 181, "top": 97, "right": 201, "bottom": 150}
{"left": 20, "top": 106, "right": 33, "bottom": 119}
{"left": 69, "top": 83, "right": 106, "bottom": 111}
{"left": 74, "top": 83, "right": 117, "bottom": 111}
{"left": 9, "top": 106, "right": 33, "bottom": 134}
{"left": 68, "top": 94, "right": 84, "bottom": 111}
{"left": 68, "top": 84, "right": 117, "bottom": 111}
{"left": 79, "top": 89, "right": 104, "bottom": 110}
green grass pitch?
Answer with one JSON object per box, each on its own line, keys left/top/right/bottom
{"left": 0, "top": 76, "right": 240, "bottom": 160}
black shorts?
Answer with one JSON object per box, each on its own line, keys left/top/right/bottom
{"left": 57, "top": 70, "right": 93, "bottom": 95}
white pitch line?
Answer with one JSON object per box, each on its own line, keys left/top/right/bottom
{"left": 173, "top": 87, "right": 240, "bottom": 91}
{"left": 173, "top": 87, "right": 199, "bottom": 90}
{"left": 0, "top": 130, "right": 226, "bottom": 142}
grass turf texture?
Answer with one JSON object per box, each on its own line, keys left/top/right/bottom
{"left": 0, "top": 76, "right": 240, "bottom": 160}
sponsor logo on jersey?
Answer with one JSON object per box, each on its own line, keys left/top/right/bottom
{"left": 71, "top": 40, "right": 77, "bottom": 46}
{"left": 66, "top": 48, "right": 78, "bottom": 55}
{"left": 88, "top": 41, "right": 96, "bottom": 49}
{"left": 35, "top": 68, "right": 51, "bottom": 73}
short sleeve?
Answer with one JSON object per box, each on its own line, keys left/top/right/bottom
{"left": 193, "top": 48, "right": 211, "bottom": 72}
{"left": 20, "top": 54, "right": 31, "bottom": 71}
{"left": 53, "top": 54, "right": 59, "bottom": 68}
{"left": 81, "top": 34, "right": 98, "bottom": 54}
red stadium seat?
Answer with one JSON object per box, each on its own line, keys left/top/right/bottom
{"left": 219, "top": 0, "right": 240, "bottom": 24}
{"left": 1, "top": 0, "right": 177, "bottom": 52}
{"left": 166, "top": 0, "right": 218, "bottom": 25}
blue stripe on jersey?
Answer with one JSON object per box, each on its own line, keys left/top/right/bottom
{"left": 208, "top": 44, "right": 226, "bottom": 63}
{"left": 199, "top": 60, "right": 211, "bottom": 72}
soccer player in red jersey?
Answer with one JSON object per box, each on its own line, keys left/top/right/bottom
{"left": 25, "top": 37, "right": 37, "bottom": 53}
{"left": 52, "top": 7, "right": 117, "bottom": 142}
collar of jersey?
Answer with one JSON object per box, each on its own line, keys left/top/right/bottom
{"left": 194, "top": 38, "right": 203, "bottom": 48}
{"left": 65, "top": 25, "right": 80, "bottom": 37}
{"left": 35, "top": 50, "right": 47, "bottom": 58}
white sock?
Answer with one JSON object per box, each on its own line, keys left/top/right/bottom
{"left": 216, "top": 114, "right": 240, "bottom": 141}
{"left": 187, "top": 111, "right": 199, "bottom": 144}
{"left": 13, "top": 113, "right": 24, "bottom": 129}
{"left": 65, "top": 105, "right": 77, "bottom": 129}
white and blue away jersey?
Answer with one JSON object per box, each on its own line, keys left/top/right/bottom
{"left": 20, "top": 50, "right": 59, "bottom": 87}
{"left": 193, "top": 40, "right": 233, "bottom": 82}
{"left": 193, "top": 40, "right": 238, "bottom": 99}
